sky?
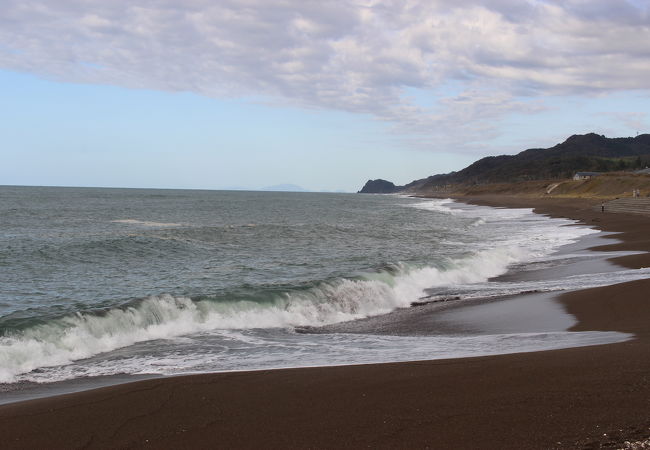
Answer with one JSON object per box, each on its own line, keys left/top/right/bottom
{"left": 1, "top": 0, "right": 649, "bottom": 192}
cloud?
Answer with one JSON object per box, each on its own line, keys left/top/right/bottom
{"left": 1, "top": 0, "right": 648, "bottom": 152}
{"left": 599, "top": 111, "right": 650, "bottom": 133}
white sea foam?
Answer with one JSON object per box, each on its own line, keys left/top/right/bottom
{"left": 14, "top": 330, "right": 631, "bottom": 385}
{"left": 407, "top": 198, "right": 535, "bottom": 221}
{"left": 470, "top": 218, "right": 486, "bottom": 227}
{"left": 0, "top": 244, "right": 539, "bottom": 383}
{"left": 408, "top": 198, "right": 460, "bottom": 215}
{"left": 0, "top": 200, "right": 624, "bottom": 384}
{"left": 8, "top": 242, "right": 645, "bottom": 385}
{"left": 111, "top": 219, "right": 184, "bottom": 227}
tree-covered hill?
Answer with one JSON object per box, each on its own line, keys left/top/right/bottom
{"left": 359, "top": 133, "right": 650, "bottom": 193}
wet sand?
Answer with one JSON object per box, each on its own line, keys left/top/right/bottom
{"left": 1, "top": 196, "right": 649, "bottom": 449}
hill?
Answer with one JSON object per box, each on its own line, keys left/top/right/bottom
{"left": 358, "top": 133, "right": 650, "bottom": 194}
{"left": 447, "top": 173, "right": 650, "bottom": 199}
{"left": 357, "top": 179, "right": 399, "bottom": 193}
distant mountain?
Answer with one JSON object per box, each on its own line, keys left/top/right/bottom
{"left": 359, "top": 133, "right": 650, "bottom": 193}
{"left": 261, "top": 184, "right": 309, "bottom": 192}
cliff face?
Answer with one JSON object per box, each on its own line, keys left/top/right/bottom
{"left": 358, "top": 179, "right": 400, "bottom": 193}
{"left": 359, "top": 133, "right": 650, "bottom": 194}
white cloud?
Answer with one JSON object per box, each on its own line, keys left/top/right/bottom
{"left": 1, "top": 0, "right": 648, "bottom": 152}
{"left": 599, "top": 111, "right": 650, "bottom": 133}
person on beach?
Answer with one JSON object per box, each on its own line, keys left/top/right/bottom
{"left": 601, "top": 203, "right": 605, "bottom": 212}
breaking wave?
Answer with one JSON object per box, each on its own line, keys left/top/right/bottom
{"left": 0, "top": 246, "right": 526, "bottom": 383}
{"left": 407, "top": 199, "right": 460, "bottom": 215}
{"left": 111, "top": 219, "right": 185, "bottom": 227}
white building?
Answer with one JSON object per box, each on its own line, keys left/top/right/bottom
{"left": 573, "top": 172, "right": 601, "bottom": 180}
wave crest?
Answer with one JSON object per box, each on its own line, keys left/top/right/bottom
{"left": 0, "top": 246, "right": 525, "bottom": 383}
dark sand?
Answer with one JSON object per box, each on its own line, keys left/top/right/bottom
{"left": 1, "top": 196, "right": 649, "bottom": 449}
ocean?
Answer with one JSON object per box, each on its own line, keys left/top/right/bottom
{"left": 1, "top": 186, "right": 646, "bottom": 395}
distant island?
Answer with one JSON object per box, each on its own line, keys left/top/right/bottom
{"left": 261, "top": 184, "right": 309, "bottom": 192}
{"left": 359, "top": 133, "right": 650, "bottom": 198}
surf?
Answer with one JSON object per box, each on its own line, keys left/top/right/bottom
{"left": 0, "top": 244, "right": 537, "bottom": 383}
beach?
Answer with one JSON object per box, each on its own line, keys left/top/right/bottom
{"left": 1, "top": 196, "right": 649, "bottom": 449}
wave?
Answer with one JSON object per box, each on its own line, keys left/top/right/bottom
{"left": 406, "top": 198, "right": 538, "bottom": 223}
{"left": 407, "top": 199, "right": 460, "bottom": 215}
{"left": 0, "top": 246, "right": 526, "bottom": 383}
{"left": 111, "top": 219, "right": 185, "bottom": 227}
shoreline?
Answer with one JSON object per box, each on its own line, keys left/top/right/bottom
{"left": 1, "top": 196, "right": 649, "bottom": 448}
{"left": 0, "top": 199, "right": 626, "bottom": 402}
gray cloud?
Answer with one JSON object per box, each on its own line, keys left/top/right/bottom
{"left": 1, "top": 0, "right": 648, "bottom": 152}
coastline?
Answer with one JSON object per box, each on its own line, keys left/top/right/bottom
{"left": 1, "top": 196, "right": 649, "bottom": 449}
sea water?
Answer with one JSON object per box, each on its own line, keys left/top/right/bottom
{"left": 0, "top": 186, "right": 645, "bottom": 389}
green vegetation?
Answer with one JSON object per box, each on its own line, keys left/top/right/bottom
{"left": 396, "top": 133, "right": 650, "bottom": 192}
{"left": 359, "top": 132, "right": 650, "bottom": 197}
